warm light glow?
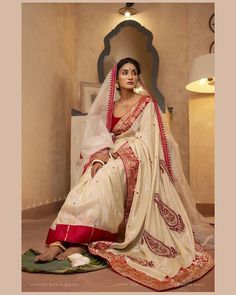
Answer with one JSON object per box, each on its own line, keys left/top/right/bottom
{"left": 186, "top": 78, "right": 215, "bottom": 93}
{"left": 124, "top": 10, "right": 131, "bottom": 17}
{"left": 199, "top": 78, "right": 208, "bottom": 85}
{"left": 119, "top": 6, "right": 136, "bottom": 17}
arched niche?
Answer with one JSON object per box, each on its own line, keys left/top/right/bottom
{"left": 97, "top": 20, "right": 165, "bottom": 112}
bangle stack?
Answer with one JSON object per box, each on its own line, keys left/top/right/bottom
{"left": 91, "top": 159, "right": 105, "bottom": 166}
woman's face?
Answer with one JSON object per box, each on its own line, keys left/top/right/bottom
{"left": 117, "top": 62, "right": 139, "bottom": 91}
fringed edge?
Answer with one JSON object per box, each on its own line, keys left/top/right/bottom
{"left": 106, "top": 64, "right": 117, "bottom": 130}
{"left": 153, "top": 100, "right": 173, "bottom": 182}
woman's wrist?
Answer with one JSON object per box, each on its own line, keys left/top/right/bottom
{"left": 91, "top": 150, "right": 110, "bottom": 164}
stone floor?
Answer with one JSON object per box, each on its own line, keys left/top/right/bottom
{"left": 22, "top": 214, "right": 214, "bottom": 292}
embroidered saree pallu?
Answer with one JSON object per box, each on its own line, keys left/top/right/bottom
{"left": 44, "top": 65, "right": 214, "bottom": 291}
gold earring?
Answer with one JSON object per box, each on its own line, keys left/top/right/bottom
{"left": 133, "top": 81, "right": 144, "bottom": 94}
{"left": 115, "top": 81, "right": 120, "bottom": 90}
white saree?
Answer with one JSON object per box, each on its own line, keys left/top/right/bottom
{"left": 45, "top": 65, "right": 214, "bottom": 291}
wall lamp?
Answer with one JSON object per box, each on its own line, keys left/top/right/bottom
{"left": 119, "top": 3, "right": 136, "bottom": 17}
{"left": 186, "top": 53, "right": 215, "bottom": 93}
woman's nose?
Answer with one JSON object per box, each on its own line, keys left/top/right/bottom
{"left": 127, "top": 72, "right": 133, "bottom": 79}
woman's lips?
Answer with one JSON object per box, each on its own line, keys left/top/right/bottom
{"left": 127, "top": 82, "right": 134, "bottom": 85}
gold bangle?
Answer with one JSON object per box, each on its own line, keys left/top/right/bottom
{"left": 91, "top": 159, "right": 105, "bottom": 166}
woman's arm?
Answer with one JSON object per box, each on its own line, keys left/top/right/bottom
{"left": 91, "top": 147, "right": 110, "bottom": 163}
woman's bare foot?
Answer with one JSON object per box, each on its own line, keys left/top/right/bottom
{"left": 56, "top": 246, "right": 87, "bottom": 261}
{"left": 35, "top": 245, "right": 63, "bottom": 262}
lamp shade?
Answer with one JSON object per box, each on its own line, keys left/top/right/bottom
{"left": 186, "top": 53, "right": 215, "bottom": 93}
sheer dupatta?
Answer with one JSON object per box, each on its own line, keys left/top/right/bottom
{"left": 78, "top": 65, "right": 117, "bottom": 170}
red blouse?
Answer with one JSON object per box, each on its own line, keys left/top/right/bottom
{"left": 111, "top": 114, "right": 121, "bottom": 130}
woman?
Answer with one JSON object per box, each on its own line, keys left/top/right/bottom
{"left": 35, "top": 58, "right": 214, "bottom": 291}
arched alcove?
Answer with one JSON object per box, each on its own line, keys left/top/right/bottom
{"left": 97, "top": 20, "right": 165, "bottom": 112}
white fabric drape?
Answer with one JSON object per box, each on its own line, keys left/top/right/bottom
{"left": 47, "top": 64, "right": 214, "bottom": 290}
{"left": 77, "top": 66, "right": 214, "bottom": 249}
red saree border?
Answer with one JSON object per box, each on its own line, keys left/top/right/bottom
{"left": 153, "top": 100, "right": 173, "bottom": 182}
{"left": 45, "top": 224, "right": 117, "bottom": 245}
{"left": 112, "top": 95, "right": 151, "bottom": 135}
{"left": 106, "top": 64, "right": 117, "bottom": 130}
{"left": 88, "top": 241, "right": 214, "bottom": 291}
{"left": 116, "top": 141, "right": 139, "bottom": 226}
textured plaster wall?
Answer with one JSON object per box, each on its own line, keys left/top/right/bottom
{"left": 22, "top": 3, "right": 79, "bottom": 209}
{"left": 22, "top": 3, "right": 214, "bottom": 209}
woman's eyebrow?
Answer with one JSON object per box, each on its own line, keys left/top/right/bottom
{"left": 121, "top": 68, "right": 137, "bottom": 72}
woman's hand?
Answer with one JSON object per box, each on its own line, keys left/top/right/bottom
{"left": 90, "top": 148, "right": 110, "bottom": 178}
{"left": 91, "top": 162, "right": 103, "bottom": 178}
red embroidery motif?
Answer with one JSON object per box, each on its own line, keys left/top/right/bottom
{"left": 143, "top": 230, "right": 179, "bottom": 258}
{"left": 126, "top": 255, "right": 155, "bottom": 268}
{"left": 116, "top": 142, "right": 139, "bottom": 226}
{"left": 159, "top": 159, "right": 173, "bottom": 183}
{"left": 90, "top": 241, "right": 113, "bottom": 251}
{"left": 154, "top": 193, "right": 185, "bottom": 233}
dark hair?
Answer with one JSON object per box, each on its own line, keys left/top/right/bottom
{"left": 116, "top": 57, "right": 141, "bottom": 79}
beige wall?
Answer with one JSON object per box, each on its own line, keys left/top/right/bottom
{"left": 187, "top": 3, "right": 215, "bottom": 204}
{"left": 189, "top": 94, "right": 215, "bottom": 203}
{"left": 22, "top": 3, "right": 79, "bottom": 209}
{"left": 22, "top": 3, "right": 214, "bottom": 210}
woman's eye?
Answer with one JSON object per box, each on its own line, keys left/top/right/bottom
{"left": 121, "top": 70, "right": 137, "bottom": 75}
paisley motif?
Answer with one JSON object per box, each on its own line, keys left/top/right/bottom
{"left": 154, "top": 193, "right": 185, "bottom": 233}
{"left": 143, "top": 230, "right": 179, "bottom": 258}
